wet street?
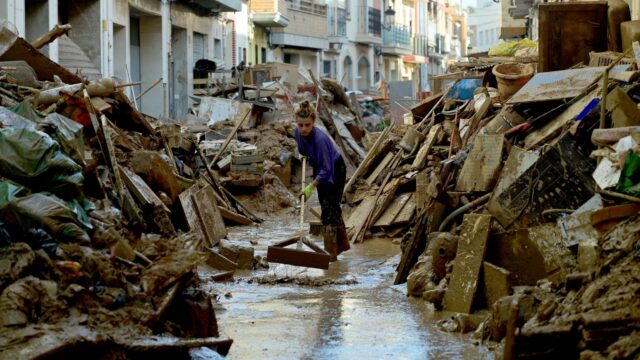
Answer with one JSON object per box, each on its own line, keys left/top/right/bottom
{"left": 202, "top": 218, "right": 495, "bottom": 360}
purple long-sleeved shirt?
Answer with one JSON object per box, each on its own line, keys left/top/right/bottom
{"left": 295, "top": 127, "right": 341, "bottom": 185}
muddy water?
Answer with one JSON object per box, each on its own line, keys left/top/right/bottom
{"left": 203, "top": 218, "right": 494, "bottom": 360}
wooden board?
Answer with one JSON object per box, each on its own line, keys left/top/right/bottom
{"left": 538, "top": 2, "right": 607, "bottom": 72}
{"left": 179, "top": 187, "right": 205, "bottom": 244}
{"left": 415, "top": 170, "right": 429, "bottom": 213}
{"left": 483, "top": 262, "right": 511, "bottom": 308}
{"left": 370, "top": 178, "right": 401, "bottom": 225}
{"left": 366, "top": 152, "right": 393, "bottom": 186}
{"left": 524, "top": 86, "right": 600, "bottom": 149}
{"left": 218, "top": 206, "right": 253, "bottom": 225}
{"left": 456, "top": 134, "right": 505, "bottom": 192}
{"left": 412, "top": 124, "right": 443, "bottom": 169}
{"left": 394, "top": 194, "right": 416, "bottom": 224}
{"left": 120, "top": 166, "right": 168, "bottom": 212}
{"left": 346, "top": 195, "right": 376, "bottom": 229}
{"left": 373, "top": 193, "right": 412, "bottom": 227}
{"left": 192, "top": 186, "right": 227, "bottom": 247}
{"left": 444, "top": 214, "right": 492, "bottom": 314}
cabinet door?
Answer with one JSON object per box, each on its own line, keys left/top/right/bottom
{"left": 539, "top": 2, "right": 608, "bottom": 72}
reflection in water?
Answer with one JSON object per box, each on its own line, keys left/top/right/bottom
{"left": 205, "top": 219, "right": 494, "bottom": 360}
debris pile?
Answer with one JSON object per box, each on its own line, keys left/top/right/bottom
{"left": 0, "top": 25, "right": 238, "bottom": 358}
{"left": 344, "top": 39, "right": 640, "bottom": 357}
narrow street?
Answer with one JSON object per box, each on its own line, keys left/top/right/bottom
{"left": 204, "top": 218, "right": 494, "bottom": 360}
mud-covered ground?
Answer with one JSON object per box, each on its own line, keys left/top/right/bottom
{"left": 201, "top": 217, "right": 494, "bottom": 360}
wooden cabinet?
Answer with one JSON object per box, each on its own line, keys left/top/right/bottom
{"left": 538, "top": 2, "right": 608, "bottom": 72}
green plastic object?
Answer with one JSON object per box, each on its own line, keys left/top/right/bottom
{"left": 616, "top": 150, "right": 640, "bottom": 196}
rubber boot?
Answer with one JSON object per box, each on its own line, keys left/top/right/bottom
{"left": 322, "top": 225, "right": 338, "bottom": 262}
{"left": 336, "top": 221, "right": 350, "bottom": 255}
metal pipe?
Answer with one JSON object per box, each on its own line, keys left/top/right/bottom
{"left": 438, "top": 192, "right": 492, "bottom": 232}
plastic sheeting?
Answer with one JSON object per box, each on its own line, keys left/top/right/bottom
{"left": 0, "top": 127, "right": 83, "bottom": 197}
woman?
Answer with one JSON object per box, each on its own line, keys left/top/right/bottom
{"left": 295, "top": 101, "right": 350, "bottom": 261}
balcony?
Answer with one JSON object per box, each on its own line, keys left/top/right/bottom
{"left": 355, "top": 6, "right": 382, "bottom": 45}
{"left": 270, "top": 0, "right": 328, "bottom": 49}
{"left": 412, "top": 35, "right": 428, "bottom": 57}
{"left": 183, "top": 0, "right": 242, "bottom": 13}
{"left": 251, "top": 0, "right": 290, "bottom": 27}
{"left": 382, "top": 23, "right": 411, "bottom": 56}
{"left": 328, "top": 6, "right": 347, "bottom": 38}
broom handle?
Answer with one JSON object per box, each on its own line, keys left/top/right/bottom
{"left": 299, "top": 157, "right": 306, "bottom": 247}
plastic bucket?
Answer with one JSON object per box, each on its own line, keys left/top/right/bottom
{"left": 492, "top": 63, "right": 534, "bottom": 101}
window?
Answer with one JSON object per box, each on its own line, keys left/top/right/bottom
{"left": 214, "top": 39, "right": 222, "bottom": 58}
{"left": 323, "top": 60, "right": 331, "bottom": 77}
{"left": 261, "top": 47, "right": 267, "bottom": 63}
{"left": 284, "top": 53, "right": 292, "bottom": 63}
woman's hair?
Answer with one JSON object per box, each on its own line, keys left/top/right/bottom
{"left": 295, "top": 101, "right": 316, "bottom": 120}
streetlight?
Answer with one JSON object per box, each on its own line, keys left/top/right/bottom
{"left": 383, "top": 5, "right": 395, "bottom": 30}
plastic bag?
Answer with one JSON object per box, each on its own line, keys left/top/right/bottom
{"left": 38, "top": 113, "right": 85, "bottom": 166}
{"left": 488, "top": 38, "right": 537, "bottom": 57}
{"left": 0, "top": 127, "right": 83, "bottom": 197}
{"left": 9, "top": 100, "right": 44, "bottom": 123}
{"left": 0, "top": 193, "right": 90, "bottom": 244}
{"left": 616, "top": 150, "right": 640, "bottom": 196}
{"left": 0, "top": 107, "right": 35, "bottom": 129}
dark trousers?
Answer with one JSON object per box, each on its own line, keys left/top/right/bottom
{"left": 316, "top": 156, "right": 346, "bottom": 226}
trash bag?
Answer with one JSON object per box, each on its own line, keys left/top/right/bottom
{"left": 0, "top": 107, "right": 35, "bottom": 129}
{"left": 0, "top": 193, "right": 90, "bottom": 244}
{"left": 0, "top": 127, "right": 83, "bottom": 197}
{"left": 0, "top": 179, "right": 24, "bottom": 208}
{"left": 616, "top": 150, "right": 640, "bottom": 196}
{"left": 488, "top": 38, "right": 537, "bottom": 57}
{"left": 446, "top": 79, "right": 483, "bottom": 100}
{"left": 38, "top": 113, "right": 85, "bottom": 166}
{"left": 9, "top": 100, "right": 44, "bottom": 123}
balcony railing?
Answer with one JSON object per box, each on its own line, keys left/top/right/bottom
{"left": 287, "top": 0, "right": 327, "bottom": 16}
{"left": 357, "top": 6, "right": 381, "bottom": 37}
{"left": 382, "top": 23, "right": 410, "bottom": 48}
{"left": 328, "top": 6, "right": 347, "bottom": 37}
{"left": 413, "top": 35, "right": 428, "bottom": 56}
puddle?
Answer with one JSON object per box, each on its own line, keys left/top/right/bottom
{"left": 203, "top": 218, "right": 495, "bottom": 360}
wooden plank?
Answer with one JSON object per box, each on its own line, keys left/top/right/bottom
{"left": 218, "top": 206, "right": 253, "bottom": 225}
{"left": 415, "top": 170, "right": 429, "bottom": 213}
{"left": 345, "top": 123, "right": 394, "bottom": 192}
{"left": 193, "top": 186, "right": 227, "bottom": 247}
{"left": 373, "top": 193, "right": 412, "bottom": 227}
{"left": 369, "top": 179, "right": 402, "bottom": 225}
{"left": 483, "top": 262, "right": 511, "bottom": 308}
{"left": 366, "top": 152, "right": 393, "bottom": 186}
{"left": 444, "top": 214, "right": 492, "bottom": 314}
{"left": 179, "top": 187, "right": 205, "bottom": 244}
{"left": 393, "top": 193, "right": 416, "bottom": 224}
{"left": 120, "top": 166, "right": 169, "bottom": 212}
{"left": 90, "top": 96, "right": 111, "bottom": 113}
{"left": 346, "top": 196, "right": 376, "bottom": 229}
{"left": 411, "top": 124, "right": 443, "bottom": 169}
{"left": 455, "top": 134, "right": 505, "bottom": 192}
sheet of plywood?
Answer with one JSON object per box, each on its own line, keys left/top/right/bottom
{"left": 373, "top": 193, "right": 412, "bottom": 227}
{"left": 193, "top": 186, "right": 227, "bottom": 246}
{"left": 366, "top": 152, "right": 393, "bottom": 186}
{"left": 444, "top": 214, "right": 492, "bottom": 314}
{"left": 456, "top": 134, "right": 505, "bottom": 192}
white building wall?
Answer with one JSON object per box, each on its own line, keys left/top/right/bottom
{"left": 468, "top": 1, "right": 500, "bottom": 53}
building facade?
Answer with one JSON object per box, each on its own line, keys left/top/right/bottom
{"left": 1, "top": 0, "right": 472, "bottom": 117}
{"left": 0, "top": 0, "right": 240, "bottom": 120}
{"left": 468, "top": 0, "right": 501, "bottom": 53}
